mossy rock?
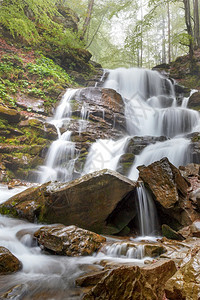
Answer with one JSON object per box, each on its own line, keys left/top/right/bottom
{"left": 0, "top": 105, "right": 20, "bottom": 123}
{"left": 162, "top": 224, "right": 184, "bottom": 241}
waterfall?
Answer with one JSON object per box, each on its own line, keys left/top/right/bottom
{"left": 102, "top": 67, "right": 200, "bottom": 178}
{"left": 37, "top": 89, "right": 78, "bottom": 183}
{"left": 128, "top": 137, "right": 191, "bottom": 180}
{"left": 136, "top": 183, "right": 159, "bottom": 236}
{"left": 38, "top": 67, "right": 199, "bottom": 187}
{"left": 82, "top": 137, "right": 129, "bottom": 175}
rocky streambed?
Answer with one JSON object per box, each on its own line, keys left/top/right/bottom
{"left": 0, "top": 158, "right": 200, "bottom": 299}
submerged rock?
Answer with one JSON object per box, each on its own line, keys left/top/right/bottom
{"left": 82, "top": 260, "right": 176, "bottom": 300}
{"left": 0, "top": 247, "right": 21, "bottom": 274}
{"left": 0, "top": 169, "right": 136, "bottom": 234}
{"left": 138, "top": 157, "right": 200, "bottom": 230}
{"left": 34, "top": 225, "right": 106, "bottom": 256}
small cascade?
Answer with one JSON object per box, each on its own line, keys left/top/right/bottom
{"left": 38, "top": 89, "right": 79, "bottom": 183}
{"left": 95, "top": 69, "right": 108, "bottom": 87}
{"left": 136, "top": 183, "right": 159, "bottom": 237}
{"left": 38, "top": 131, "right": 76, "bottom": 183}
{"left": 104, "top": 67, "right": 175, "bottom": 100}
{"left": 181, "top": 89, "right": 198, "bottom": 108}
{"left": 82, "top": 137, "right": 129, "bottom": 175}
{"left": 155, "top": 107, "right": 199, "bottom": 137}
{"left": 129, "top": 137, "right": 190, "bottom": 180}
{"left": 104, "top": 242, "right": 144, "bottom": 259}
{"left": 78, "top": 101, "right": 90, "bottom": 134}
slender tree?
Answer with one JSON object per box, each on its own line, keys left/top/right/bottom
{"left": 80, "top": 0, "right": 94, "bottom": 40}
{"left": 193, "top": 0, "right": 200, "bottom": 48}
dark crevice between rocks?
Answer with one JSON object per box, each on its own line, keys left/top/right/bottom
{"left": 105, "top": 189, "right": 138, "bottom": 235}
{"left": 144, "top": 184, "right": 182, "bottom": 232}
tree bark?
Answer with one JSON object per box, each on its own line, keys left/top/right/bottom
{"left": 167, "top": 2, "right": 171, "bottom": 64}
{"left": 162, "top": 14, "right": 166, "bottom": 64}
{"left": 193, "top": 0, "right": 200, "bottom": 48}
{"left": 80, "top": 0, "right": 95, "bottom": 41}
{"left": 183, "top": 0, "right": 195, "bottom": 72}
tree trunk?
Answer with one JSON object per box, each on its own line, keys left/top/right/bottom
{"left": 140, "top": 0, "right": 143, "bottom": 67}
{"left": 167, "top": 2, "right": 171, "bottom": 64}
{"left": 162, "top": 14, "right": 166, "bottom": 64}
{"left": 80, "top": 0, "right": 95, "bottom": 40}
{"left": 193, "top": 0, "right": 200, "bottom": 48}
{"left": 183, "top": 0, "right": 195, "bottom": 72}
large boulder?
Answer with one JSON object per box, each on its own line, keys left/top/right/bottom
{"left": 34, "top": 224, "right": 106, "bottom": 256}
{"left": 82, "top": 260, "right": 177, "bottom": 300}
{"left": 0, "top": 169, "right": 136, "bottom": 234}
{"left": 165, "top": 249, "right": 200, "bottom": 299}
{"left": 188, "top": 91, "right": 200, "bottom": 110}
{"left": 0, "top": 247, "right": 21, "bottom": 274}
{"left": 138, "top": 157, "right": 200, "bottom": 229}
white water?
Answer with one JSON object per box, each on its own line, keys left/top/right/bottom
{"left": 136, "top": 183, "right": 159, "bottom": 236}
{"left": 78, "top": 101, "right": 90, "bottom": 134}
{"left": 82, "top": 137, "right": 129, "bottom": 175}
{"left": 102, "top": 68, "right": 200, "bottom": 178}
{"left": 103, "top": 242, "right": 145, "bottom": 259}
{"left": 129, "top": 137, "right": 191, "bottom": 180}
{"left": 38, "top": 89, "right": 78, "bottom": 183}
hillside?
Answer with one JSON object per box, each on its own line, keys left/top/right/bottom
{"left": 0, "top": 1, "right": 102, "bottom": 183}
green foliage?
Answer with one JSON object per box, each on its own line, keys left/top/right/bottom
{"left": 0, "top": 0, "right": 83, "bottom": 50}
{"left": 0, "top": 51, "right": 74, "bottom": 111}
{"left": 0, "top": 0, "right": 57, "bottom": 43}
{"left": 27, "top": 55, "right": 72, "bottom": 83}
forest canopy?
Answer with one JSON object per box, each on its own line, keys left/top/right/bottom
{"left": 0, "top": 0, "right": 199, "bottom": 69}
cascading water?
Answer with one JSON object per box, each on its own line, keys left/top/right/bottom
{"left": 129, "top": 137, "right": 191, "bottom": 180}
{"left": 136, "top": 182, "right": 159, "bottom": 237}
{"left": 102, "top": 67, "right": 199, "bottom": 176}
{"left": 82, "top": 137, "right": 129, "bottom": 175}
{"left": 37, "top": 89, "right": 78, "bottom": 183}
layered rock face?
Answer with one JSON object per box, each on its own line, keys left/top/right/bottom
{"left": 0, "top": 169, "right": 136, "bottom": 234}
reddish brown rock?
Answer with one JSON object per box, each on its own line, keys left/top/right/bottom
{"left": 34, "top": 225, "right": 106, "bottom": 256}
{"left": 0, "top": 247, "right": 21, "bottom": 274}
{"left": 138, "top": 158, "right": 199, "bottom": 229}
{"left": 83, "top": 260, "right": 177, "bottom": 300}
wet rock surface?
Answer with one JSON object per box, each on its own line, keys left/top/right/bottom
{"left": 34, "top": 224, "right": 106, "bottom": 256}
{"left": 82, "top": 260, "right": 177, "bottom": 300}
{"left": 0, "top": 247, "right": 21, "bottom": 274}
{"left": 138, "top": 157, "right": 200, "bottom": 230}
{"left": 188, "top": 91, "right": 200, "bottom": 110}
{"left": 165, "top": 248, "right": 200, "bottom": 299}
{"left": 0, "top": 169, "right": 136, "bottom": 234}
